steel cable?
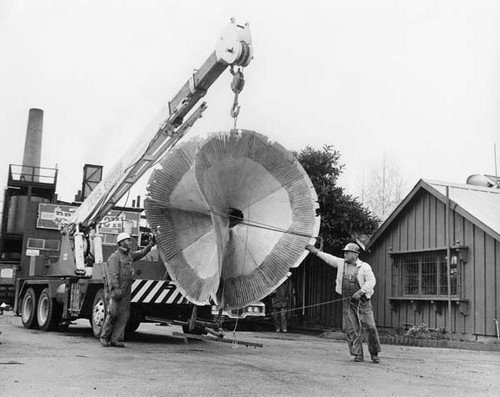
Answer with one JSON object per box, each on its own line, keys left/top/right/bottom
{"left": 146, "top": 198, "right": 321, "bottom": 241}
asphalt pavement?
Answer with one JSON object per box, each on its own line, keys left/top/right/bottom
{"left": 1, "top": 310, "right": 499, "bottom": 397}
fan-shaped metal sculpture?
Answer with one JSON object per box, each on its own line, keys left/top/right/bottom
{"left": 145, "top": 130, "right": 320, "bottom": 309}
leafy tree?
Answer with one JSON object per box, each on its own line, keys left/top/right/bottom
{"left": 294, "top": 145, "right": 379, "bottom": 252}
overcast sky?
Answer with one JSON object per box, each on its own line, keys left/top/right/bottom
{"left": 1, "top": 0, "right": 499, "bottom": 207}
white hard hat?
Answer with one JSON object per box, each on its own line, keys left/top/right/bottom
{"left": 116, "top": 232, "right": 131, "bottom": 244}
{"left": 342, "top": 242, "right": 360, "bottom": 254}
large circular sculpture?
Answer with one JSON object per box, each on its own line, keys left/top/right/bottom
{"left": 145, "top": 130, "right": 320, "bottom": 309}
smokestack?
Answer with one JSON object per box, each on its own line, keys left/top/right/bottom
{"left": 22, "top": 108, "right": 43, "bottom": 181}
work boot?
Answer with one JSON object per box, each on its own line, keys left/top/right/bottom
{"left": 100, "top": 338, "right": 110, "bottom": 347}
{"left": 354, "top": 355, "right": 364, "bottom": 362}
{"left": 110, "top": 341, "right": 125, "bottom": 348}
{"left": 371, "top": 354, "right": 380, "bottom": 364}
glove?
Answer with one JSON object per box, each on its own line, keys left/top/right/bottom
{"left": 350, "top": 290, "right": 364, "bottom": 304}
{"left": 305, "top": 245, "right": 319, "bottom": 255}
{"left": 110, "top": 288, "right": 123, "bottom": 302}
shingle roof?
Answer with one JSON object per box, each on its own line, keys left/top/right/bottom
{"left": 366, "top": 178, "right": 500, "bottom": 249}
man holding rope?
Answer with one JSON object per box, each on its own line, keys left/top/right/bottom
{"left": 305, "top": 242, "right": 381, "bottom": 363}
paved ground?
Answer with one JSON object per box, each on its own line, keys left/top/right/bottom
{"left": 0, "top": 311, "right": 499, "bottom": 397}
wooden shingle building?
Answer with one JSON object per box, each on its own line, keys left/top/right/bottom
{"left": 366, "top": 178, "right": 500, "bottom": 340}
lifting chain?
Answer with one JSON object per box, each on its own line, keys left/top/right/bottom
{"left": 230, "top": 65, "right": 245, "bottom": 129}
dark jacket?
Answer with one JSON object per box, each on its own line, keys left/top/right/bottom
{"left": 104, "top": 245, "right": 152, "bottom": 294}
{"left": 271, "top": 282, "right": 289, "bottom": 309}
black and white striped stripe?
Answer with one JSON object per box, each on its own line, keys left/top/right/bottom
{"left": 131, "top": 280, "right": 188, "bottom": 304}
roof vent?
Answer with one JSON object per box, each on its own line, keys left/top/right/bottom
{"left": 466, "top": 174, "right": 500, "bottom": 188}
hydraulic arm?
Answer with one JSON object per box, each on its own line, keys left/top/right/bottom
{"left": 64, "top": 19, "right": 253, "bottom": 276}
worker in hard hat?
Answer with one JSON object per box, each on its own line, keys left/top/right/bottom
{"left": 305, "top": 242, "right": 381, "bottom": 363}
{"left": 100, "top": 232, "right": 155, "bottom": 348}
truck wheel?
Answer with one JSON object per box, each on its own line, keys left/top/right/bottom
{"left": 37, "top": 288, "right": 62, "bottom": 331}
{"left": 91, "top": 289, "right": 106, "bottom": 339}
{"left": 21, "top": 287, "right": 38, "bottom": 329}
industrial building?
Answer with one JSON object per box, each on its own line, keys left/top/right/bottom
{"left": 0, "top": 109, "right": 110, "bottom": 305}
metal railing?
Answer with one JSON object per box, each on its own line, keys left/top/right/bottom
{"left": 8, "top": 164, "right": 58, "bottom": 185}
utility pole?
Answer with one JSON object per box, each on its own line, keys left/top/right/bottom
{"left": 446, "top": 186, "right": 453, "bottom": 339}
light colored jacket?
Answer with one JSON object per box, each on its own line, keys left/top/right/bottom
{"left": 316, "top": 252, "right": 376, "bottom": 298}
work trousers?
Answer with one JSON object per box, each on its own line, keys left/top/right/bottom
{"left": 101, "top": 288, "right": 131, "bottom": 343}
{"left": 343, "top": 299, "right": 381, "bottom": 357}
{"left": 272, "top": 307, "right": 287, "bottom": 332}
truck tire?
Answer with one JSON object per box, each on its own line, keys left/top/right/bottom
{"left": 91, "top": 289, "right": 106, "bottom": 339}
{"left": 21, "top": 287, "right": 38, "bottom": 329}
{"left": 37, "top": 288, "right": 62, "bottom": 331}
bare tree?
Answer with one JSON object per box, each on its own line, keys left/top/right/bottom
{"left": 358, "top": 155, "right": 407, "bottom": 222}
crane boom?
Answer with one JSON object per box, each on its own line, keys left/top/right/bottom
{"left": 69, "top": 19, "right": 252, "bottom": 229}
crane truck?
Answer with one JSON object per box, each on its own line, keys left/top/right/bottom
{"left": 10, "top": 19, "right": 265, "bottom": 337}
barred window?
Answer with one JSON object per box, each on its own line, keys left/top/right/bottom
{"left": 392, "top": 250, "right": 459, "bottom": 298}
